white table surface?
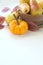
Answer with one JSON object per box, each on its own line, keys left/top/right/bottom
{"left": 0, "top": 0, "right": 43, "bottom": 65}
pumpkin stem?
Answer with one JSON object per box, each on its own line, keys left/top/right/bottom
{"left": 13, "top": 14, "right": 19, "bottom": 24}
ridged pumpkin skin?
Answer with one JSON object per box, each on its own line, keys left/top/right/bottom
{"left": 9, "top": 20, "right": 28, "bottom": 35}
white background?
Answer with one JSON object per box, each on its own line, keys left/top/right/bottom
{"left": 0, "top": 0, "right": 43, "bottom": 65}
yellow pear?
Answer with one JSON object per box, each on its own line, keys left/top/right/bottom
{"left": 39, "top": 0, "right": 43, "bottom": 9}
{"left": 30, "top": 0, "right": 42, "bottom": 15}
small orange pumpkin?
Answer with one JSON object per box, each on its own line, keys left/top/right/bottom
{"left": 9, "top": 14, "right": 28, "bottom": 35}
